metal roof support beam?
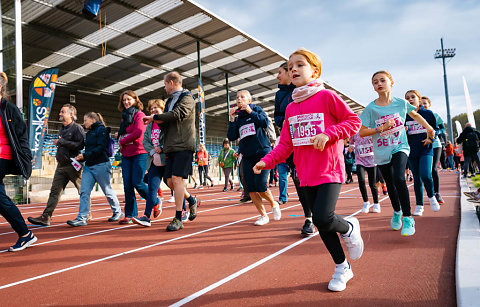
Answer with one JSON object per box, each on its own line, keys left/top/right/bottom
{"left": 15, "top": 0, "right": 23, "bottom": 110}
{"left": 225, "top": 72, "right": 230, "bottom": 126}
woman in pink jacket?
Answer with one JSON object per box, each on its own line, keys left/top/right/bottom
{"left": 117, "top": 90, "right": 148, "bottom": 224}
{"left": 254, "top": 49, "right": 363, "bottom": 292}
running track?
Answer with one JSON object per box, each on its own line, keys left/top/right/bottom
{"left": 0, "top": 172, "right": 459, "bottom": 306}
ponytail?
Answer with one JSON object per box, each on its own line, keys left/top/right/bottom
{"left": 84, "top": 111, "right": 106, "bottom": 127}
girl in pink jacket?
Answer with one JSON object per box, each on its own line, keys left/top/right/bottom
{"left": 254, "top": 49, "right": 363, "bottom": 292}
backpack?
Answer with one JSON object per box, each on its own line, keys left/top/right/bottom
{"left": 464, "top": 131, "right": 479, "bottom": 151}
{"left": 264, "top": 117, "right": 277, "bottom": 143}
{"left": 96, "top": 126, "right": 115, "bottom": 157}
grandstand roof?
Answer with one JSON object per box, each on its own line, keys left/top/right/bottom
{"left": 3, "top": 0, "right": 364, "bottom": 120}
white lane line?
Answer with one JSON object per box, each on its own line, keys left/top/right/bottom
{"left": 0, "top": 202, "right": 301, "bottom": 290}
{"left": 170, "top": 191, "right": 399, "bottom": 306}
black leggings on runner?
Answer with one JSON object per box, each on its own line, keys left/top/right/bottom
{"left": 301, "top": 183, "right": 349, "bottom": 264}
{"left": 432, "top": 147, "right": 442, "bottom": 193}
{"left": 378, "top": 152, "right": 411, "bottom": 216}
{"left": 198, "top": 165, "right": 213, "bottom": 186}
{"left": 376, "top": 167, "right": 385, "bottom": 184}
{"left": 356, "top": 165, "right": 378, "bottom": 203}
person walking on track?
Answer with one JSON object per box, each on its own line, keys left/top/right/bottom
{"left": 404, "top": 90, "right": 440, "bottom": 216}
{"left": 0, "top": 72, "right": 37, "bottom": 251}
{"left": 28, "top": 104, "right": 85, "bottom": 226}
{"left": 218, "top": 138, "right": 235, "bottom": 192}
{"left": 254, "top": 48, "right": 364, "bottom": 292}
{"left": 143, "top": 71, "right": 200, "bottom": 231}
{"left": 359, "top": 71, "right": 435, "bottom": 236}
{"left": 350, "top": 132, "right": 380, "bottom": 213}
{"left": 67, "top": 112, "right": 123, "bottom": 226}
{"left": 228, "top": 90, "right": 281, "bottom": 226}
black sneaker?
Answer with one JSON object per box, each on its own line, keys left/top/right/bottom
{"left": 166, "top": 218, "right": 183, "bottom": 231}
{"left": 8, "top": 231, "right": 38, "bottom": 252}
{"left": 189, "top": 198, "right": 199, "bottom": 221}
{"left": 278, "top": 200, "right": 287, "bottom": 205}
{"left": 301, "top": 219, "right": 315, "bottom": 237}
{"left": 240, "top": 196, "right": 251, "bottom": 203}
{"left": 132, "top": 215, "right": 151, "bottom": 227}
{"left": 108, "top": 212, "right": 124, "bottom": 222}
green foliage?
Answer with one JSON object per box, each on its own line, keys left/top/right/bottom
{"left": 451, "top": 109, "right": 480, "bottom": 138}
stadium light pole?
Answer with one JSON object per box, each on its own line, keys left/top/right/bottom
{"left": 434, "top": 38, "right": 455, "bottom": 143}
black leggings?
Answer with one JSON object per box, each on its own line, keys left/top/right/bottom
{"left": 376, "top": 167, "right": 385, "bottom": 184}
{"left": 198, "top": 165, "right": 213, "bottom": 185}
{"left": 356, "top": 165, "right": 378, "bottom": 203}
{"left": 378, "top": 152, "right": 411, "bottom": 216}
{"left": 301, "top": 183, "right": 349, "bottom": 264}
{"left": 432, "top": 147, "right": 442, "bottom": 193}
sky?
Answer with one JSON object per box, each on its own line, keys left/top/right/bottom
{"left": 194, "top": 0, "right": 480, "bottom": 125}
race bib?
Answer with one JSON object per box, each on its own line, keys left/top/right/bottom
{"left": 375, "top": 113, "right": 404, "bottom": 137}
{"left": 357, "top": 143, "right": 374, "bottom": 158}
{"left": 405, "top": 120, "right": 426, "bottom": 135}
{"left": 239, "top": 123, "right": 256, "bottom": 140}
{"left": 151, "top": 127, "right": 161, "bottom": 147}
{"left": 288, "top": 113, "right": 325, "bottom": 146}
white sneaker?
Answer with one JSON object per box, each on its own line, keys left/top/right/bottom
{"left": 413, "top": 205, "right": 424, "bottom": 216}
{"left": 168, "top": 196, "right": 175, "bottom": 203}
{"left": 372, "top": 203, "right": 381, "bottom": 213}
{"left": 361, "top": 202, "right": 371, "bottom": 213}
{"left": 272, "top": 202, "right": 282, "bottom": 220}
{"left": 428, "top": 197, "right": 440, "bottom": 212}
{"left": 341, "top": 217, "right": 364, "bottom": 260}
{"left": 254, "top": 215, "right": 270, "bottom": 226}
{"left": 327, "top": 264, "right": 354, "bottom": 292}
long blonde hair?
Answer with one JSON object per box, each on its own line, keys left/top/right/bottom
{"left": 0, "top": 72, "right": 10, "bottom": 100}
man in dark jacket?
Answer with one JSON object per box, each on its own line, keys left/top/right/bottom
{"left": 457, "top": 123, "right": 480, "bottom": 178}
{"left": 143, "top": 71, "right": 200, "bottom": 231}
{"left": 28, "top": 104, "right": 85, "bottom": 226}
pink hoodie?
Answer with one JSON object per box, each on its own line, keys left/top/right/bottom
{"left": 261, "top": 89, "right": 361, "bottom": 186}
{"left": 119, "top": 111, "right": 147, "bottom": 157}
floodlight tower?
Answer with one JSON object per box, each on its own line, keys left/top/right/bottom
{"left": 434, "top": 38, "right": 456, "bottom": 143}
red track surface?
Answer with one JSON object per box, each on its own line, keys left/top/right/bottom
{"left": 0, "top": 171, "right": 459, "bottom": 306}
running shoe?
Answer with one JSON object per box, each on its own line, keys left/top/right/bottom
{"left": 372, "top": 203, "right": 381, "bottom": 213}
{"left": 361, "top": 202, "right": 371, "bottom": 213}
{"left": 193, "top": 183, "right": 197, "bottom": 189}
{"left": 230, "top": 184, "right": 234, "bottom": 190}
{"left": 166, "top": 218, "right": 183, "bottom": 231}
{"left": 413, "top": 205, "right": 424, "bottom": 216}
{"left": 27, "top": 214, "right": 50, "bottom": 226}
{"left": 8, "top": 231, "right": 38, "bottom": 252}
{"left": 391, "top": 211, "right": 402, "bottom": 230}
{"left": 118, "top": 217, "right": 133, "bottom": 225}
{"left": 153, "top": 199, "right": 163, "bottom": 218}
{"left": 189, "top": 198, "right": 199, "bottom": 221}
{"left": 428, "top": 197, "right": 440, "bottom": 212}
{"left": 240, "top": 195, "right": 251, "bottom": 203}
{"left": 66, "top": 218, "right": 87, "bottom": 227}
{"left": 108, "top": 212, "right": 124, "bottom": 222}
{"left": 301, "top": 219, "right": 315, "bottom": 236}
{"left": 181, "top": 209, "right": 190, "bottom": 222}
{"left": 272, "top": 203, "right": 282, "bottom": 221}
{"left": 223, "top": 188, "right": 228, "bottom": 192}
{"left": 341, "top": 217, "right": 364, "bottom": 260}
{"left": 168, "top": 196, "right": 175, "bottom": 203}
{"left": 327, "top": 264, "right": 354, "bottom": 292}
{"left": 254, "top": 215, "right": 269, "bottom": 226}
{"left": 278, "top": 200, "right": 287, "bottom": 205}
{"left": 132, "top": 215, "right": 151, "bottom": 227}
{"left": 435, "top": 193, "right": 445, "bottom": 204}
{"left": 401, "top": 216, "right": 415, "bottom": 236}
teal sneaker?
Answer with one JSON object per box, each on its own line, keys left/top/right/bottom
{"left": 391, "top": 211, "right": 402, "bottom": 230}
{"left": 401, "top": 216, "right": 415, "bottom": 236}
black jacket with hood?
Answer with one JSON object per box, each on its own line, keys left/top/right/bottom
{"left": 0, "top": 98, "right": 33, "bottom": 179}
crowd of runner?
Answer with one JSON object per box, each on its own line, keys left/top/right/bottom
{"left": 1, "top": 46, "right": 463, "bottom": 292}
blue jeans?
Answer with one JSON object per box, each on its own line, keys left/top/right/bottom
{"left": 122, "top": 154, "right": 148, "bottom": 217}
{"left": 77, "top": 162, "right": 121, "bottom": 220}
{"left": 277, "top": 163, "right": 288, "bottom": 202}
{"left": 237, "top": 166, "right": 243, "bottom": 189}
{"left": 447, "top": 155, "right": 454, "bottom": 169}
{"left": 145, "top": 165, "right": 164, "bottom": 218}
{"left": 408, "top": 155, "right": 434, "bottom": 206}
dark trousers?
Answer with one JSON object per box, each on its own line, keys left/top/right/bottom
{"left": 222, "top": 167, "right": 233, "bottom": 189}
{"left": 0, "top": 159, "right": 29, "bottom": 237}
{"left": 43, "top": 164, "right": 82, "bottom": 217}
{"left": 301, "top": 183, "right": 349, "bottom": 264}
{"left": 238, "top": 160, "right": 248, "bottom": 195}
{"left": 378, "top": 152, "right": 411, "bottom": 216}
{"left": 291, "top": 167, "right": 312, "bottom": 218}
{"left": 345, "top": 164, "right": 353, "bottom": 182}
{"left": 356, "top": 165, "right": 378, "bottom": 203}
{"left": 463, "top": 152, "right": 480, "bottom": 177}
{"left": 432, "top": 147, "right": 442, "bottom": 193}
{"left": 198, "top": 165, "right": 213, "bottom": 185}
{"left": 145, "top": 165, "right": 164, "bottom": 218}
